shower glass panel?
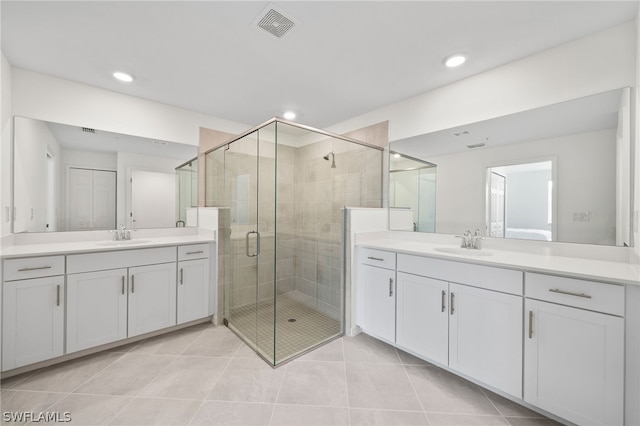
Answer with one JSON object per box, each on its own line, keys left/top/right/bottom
{"left": 205, "top": 118, "right": 383, "bottom": 366}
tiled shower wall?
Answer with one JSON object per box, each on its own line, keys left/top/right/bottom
{"left": 205, "top": 132, "right": 382, "bottom": 321}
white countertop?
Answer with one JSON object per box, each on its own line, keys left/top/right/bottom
{"left": 0, "top": 234, "right": 215, "bottom": 259}
{"left": 358, "top": 239, "right": 640, "bottom": 286}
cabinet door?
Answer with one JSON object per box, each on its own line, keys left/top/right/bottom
{"left": 128, "top": 263, "right": 177, "bottom": 337}
{"left": 396, "top": 272, "right": 448, "bottom": 365}
{"left": 361, "top": 264, "right": 396, "bottom": 343}
{"left": 67, "top": 269, "right": 128, "bottom": 353}
{"left": 2, "top": 277, "right": 64, "bottom": 370}
{"left": 177, "top": 258, "right": 210, "bottom": 324}
{"left": 524, "top": 299, "right": 623, "bottom": 426}
{"left": 449, "top": 282, "right": 522, "bottom": 398}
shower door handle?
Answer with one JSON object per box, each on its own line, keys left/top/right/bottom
{"left": 246, "top": 230, "right": 260, "bottom": 257}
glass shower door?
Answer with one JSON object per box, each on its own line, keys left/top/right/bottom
{"left": 223, "top": 128, "right": 276, "bottom": 364}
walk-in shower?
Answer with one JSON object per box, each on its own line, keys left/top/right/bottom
{"left": 205, "top": 118, "right": 383, "bottom": 366}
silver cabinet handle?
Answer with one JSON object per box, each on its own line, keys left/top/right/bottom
{"left": 186, "top": 250, "right": 204, "bottom": 255}
{"left": 131, "top": 275, "right": 135, "bottom": 293}
{"left": 528, "top": 310, "right": 533, "bottom": 339}
{"left": 389, "top": 278, "right": 394, "bottom": 297}
{"left": 19, "top": 266, "right": 52, "bottom": 272}
{"left": 121, "top": 276, "right": 125, "bottom": 295}
{"left": 441, "top": 290, "right": 446, "bottom": 312}
{"left": 450, "top": 292, "right": 455, "bottom": 315}
{"left": 367, "top": 256, "right": 384, "bottom": 261}
{"left": 56, "top": 284, "right": 60, "bottom": 306}
{"left": 180, "top": 268, "right": 184, "bottom": 285}
{"left": 549, "top": 288, "right": 592, "bottom": 299}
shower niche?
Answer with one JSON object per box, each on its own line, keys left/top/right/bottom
{"left": 205, "top": 118, "right": 383, "bottom": 366}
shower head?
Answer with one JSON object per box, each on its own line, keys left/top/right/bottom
{"left": 323, "top": 151, "right": 336, "bottom": 168}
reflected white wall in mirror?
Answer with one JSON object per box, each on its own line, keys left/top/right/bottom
{"left": 12, "top": 117, "right": 198, "bottom": 233}
{"left": 389, "top": 87, "right": 631, "bottom": 247}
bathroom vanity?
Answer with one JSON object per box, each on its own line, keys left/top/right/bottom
{"left": 1, "top": 233, "right": 216, "bottom": 375}
{"left": 354, "top": 234, "right": 636, "bottom": 426}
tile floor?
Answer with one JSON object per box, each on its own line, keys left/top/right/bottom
{"left": 0, "top": 323, "right": 561, "bottom": 426}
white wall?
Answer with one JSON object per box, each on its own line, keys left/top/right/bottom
{"left": 1, "top": 54, "right": 13, "bottom": 237}
{"left": 430, "top": 128, "right": 616, "bottom": 245}
{"left": 328, "top": 21, "right": 636, "bottom": 143}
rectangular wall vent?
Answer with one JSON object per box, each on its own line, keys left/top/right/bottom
{"left": 81, "top": 127, "right": 95, "bottom": 133}
{"left": 257, "top": 8, "right": 295, "bottom": 38}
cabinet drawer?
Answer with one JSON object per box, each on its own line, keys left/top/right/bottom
{"left": 67, "top": 247, "right": 177, "bottom": 274}
{"left": 397, "top": 254, "right": 523, "bottom": 296}
{"left": 178, "top": 244, "right": 209, "bottom": 261}
{"left": 4, "top": 256, "right": 65, "bottom": 281}
{"left": 525, "top": 273, "right": 624, "bottom": 316}
{"left": 359, "top": 248, "right": 396, "bottom": 270}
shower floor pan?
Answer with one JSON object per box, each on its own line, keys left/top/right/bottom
{"left": 227, "top": 292, "right": 341, "bottom": 365}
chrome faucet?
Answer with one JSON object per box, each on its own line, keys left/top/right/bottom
{"left": 110, "top": 225, "right": 131, "bottom": 241}
{"left": 456, "top": 229, "right": 484, "bottom": 249}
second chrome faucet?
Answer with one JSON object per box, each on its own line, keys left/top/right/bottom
{"left": 456, "top": 229, "right": 484, "bottom": 249}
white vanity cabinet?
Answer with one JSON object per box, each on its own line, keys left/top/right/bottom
{"left": 2, "top": 256, "right": 65, "bottom": 370}
{"left": 524, "top": 272, "right": 624, "bottom": 426}
{"left": 358, "top": 248, "right": 396, "bottom": 344}
{"left": 396, "top": 272, "right": 449, "bottom": 365}
{"left": 66, "top": 246, "right": 178, "bottom": 349}
{"left": 396, "top": 254, "right": 523, "bottom": 398}
{"left": 66, "top": 269, "right": 128, "bottom": 353}
{"left": 177, "top": 244, "right": 210, "bottom": 324}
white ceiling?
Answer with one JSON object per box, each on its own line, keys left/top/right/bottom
{"left": 1, "top": 1, "right": 638, "bottom": 130}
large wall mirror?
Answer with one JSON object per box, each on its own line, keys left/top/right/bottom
{"left": 389, "top": 87, "right": 632, "bottom": 247}
{"left": 12, "top": 117, "right": 198, "bottom": 233}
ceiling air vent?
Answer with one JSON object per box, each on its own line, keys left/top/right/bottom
{"left": 81, "top": 127, "right": 95, "bottom": 133}
{"left": 257, "top": 7, "right": 295, "bottom": 38}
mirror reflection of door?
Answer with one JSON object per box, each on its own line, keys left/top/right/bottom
{"left": 131, "top": 170, "right": 177, "bottom": 228}
{"left": 489, "top": 172, "right": 506, "bottom": 238}
{"left": 487, "top": 161, "right": 553, "bottom": 241}
{"left": 67, "top": 168, "right": 116, "bottom": 231}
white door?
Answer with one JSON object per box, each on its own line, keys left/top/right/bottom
{"left": 92, "top": 170, "right": 116, "bottom": 230}
{"left": 2, "top": 277, "right": 64, "bottom": 371}
{"left": 66, "top": 269, "right": 128, "bottom": 353}
{"left": 131, "top": 170, "right": 177, "bottom": 228}
{"left": 448, "top": 282, "right": 522, "bottom": 398}
{"left": 177, "top": 259, "right": 210, "bottom": 324}
{"left": 68, "top": 168, "right": 94, "bottom": 230}
{"left": 361, "top": 264, "right": 396, "bottom": 344}
{"left": 396, "top": 272, "right": 448, "bottom": 365}
{"left": 128, "top": 263, "right": 177, "bottom": 337}
{"left": 524, "top": 299, "right": 624, "bottom": 425}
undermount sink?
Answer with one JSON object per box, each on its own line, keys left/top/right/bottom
{"left": 433, "top": 247, "right": 494, "bottom": 257}
{"left": 95, "top": 239, "right": 151, "bottom": 247}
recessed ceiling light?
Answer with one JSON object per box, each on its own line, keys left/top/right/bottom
{"left": 113, "top": 71, "right": 134, "bottom": 82}
{"left": 283, "top": 111, "right": 296, "bottom": 120}
{"left": 443, "top": 54, "right": 467, "bottom": 68}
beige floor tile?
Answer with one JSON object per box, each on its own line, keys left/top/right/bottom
{"left": 73, "top": 354, "right": 175, "bottom": 396}
{"left": 504, "top": 417, "right": 565, "bottom": 426}
{"left": 349, "top": 408, "right": 428, "bottom": 425}
{"left": 0, "top": 372, "right": 35, "bottom": 390}
{"left": 182, "top": 326, "right": 243, "bottom": 357}
{"left": 109, "top": 397, "right": 201, "bottom": 425}
{"left": 405, "top": 366, "right": 500, "bottom": 416}
{"left": 207, "top": 358, "right": 284, "bottom": 403}
{"left": 139, "top": 356, "right": 229, "bottom": 400}
{"left": 396, "top": 348, "right": 433, "bottom": 366}
{"left": 296, "top": 338, "right": 344, "bottom": 362}
{"left": 189, "top": 401, "right": 274, "bottom": 426}
{"left": 481, "top": 389, "right": 546, "bottom": 419}
{"left": 41, "top": 394, "right": 132, "bottom": 425}
{"left": 343, "top": 333, "right": 400, "bottom": 364}
{"left": 276, "top": 361, "right": 348, "bottom": 407}
{"left": 345, "top": 363, "right": 422, "bottom": 411}
{"left": 427, "top": 413, "right": 510, "bottom": 425}
{"left": 129, "top": 323, "right": 210, "bottom": 356}
{"left": 270, "top": 404, "right": 350, "bottom": 425}
{"left": 233, "top": 342, "right": 263, "bottom": 360}
{"left": 1, "top": 390, "right": 67, "bottom": 425}
{"left": 11, "top": 352, "right": 123, "bottom": 393}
